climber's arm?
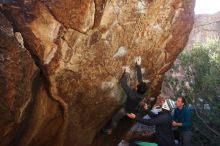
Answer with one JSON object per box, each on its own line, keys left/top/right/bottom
{"left": 120, "top": 72, "right": 136, "bottom": 100}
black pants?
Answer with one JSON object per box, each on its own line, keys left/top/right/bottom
{"left": 179, "top": 131, "right": 192, "bottom": 146}
{"left": 110, "top": 107, "right": 127, "bottom": 129}
{"left": 104, "top": 107, "right": 127, "bottom": 130}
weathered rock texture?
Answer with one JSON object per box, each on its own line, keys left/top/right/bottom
{"left": 0, "top": 12, "right": 38, "bottom": 146}
{"left": 0, "top": 0, "right": 195, "bottom": 145}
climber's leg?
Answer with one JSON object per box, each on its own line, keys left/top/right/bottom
{"left": 111, "top": 107, "right": 127, "bottom": 129}
{"left": 102, "top": 107, "right": 126, "bottom": 135}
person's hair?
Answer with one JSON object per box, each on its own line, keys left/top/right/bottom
{"left": 137, "top": 82, "right": 149, "bottom": 94}
{"left": 178, "top": 96, "right": 186, "bottom": 106}
{"left": 162, "top": 108, "right": 170, "bottom": 112}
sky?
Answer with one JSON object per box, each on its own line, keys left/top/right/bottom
{"left": 195, "top": 0, "right": 220, "bottom": 14}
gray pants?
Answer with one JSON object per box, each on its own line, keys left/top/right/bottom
{"left": 179, "top": 131, "right": 192, "bottom": 146}
{"left": 111, "top": 107, "right": 127, "bottom": 129}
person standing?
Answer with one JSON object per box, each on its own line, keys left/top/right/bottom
{"left": 172, "top": 97, "right": 192, "bottom": 146}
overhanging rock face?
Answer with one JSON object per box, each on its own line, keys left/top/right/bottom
{"left": 0, "top": 0, "right": 195, "bottom": 145}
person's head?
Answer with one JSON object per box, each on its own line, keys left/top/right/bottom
{"left": 153, "top": 96, "right": 165, "bottom": 107}
{"left": 136, "top": 82, "right": 149, "bottom": 94}
{"left": 162, "top": 99, "right": 176, "bottom": 112}
{"left": 175, "top": 96, "right": 186, "bottom": 109}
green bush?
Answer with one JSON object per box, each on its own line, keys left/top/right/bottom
{"left": 166, "top": 40, "right": 220, "bottom": 145}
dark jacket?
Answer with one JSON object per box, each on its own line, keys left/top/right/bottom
{"left": 173, "top": 106, "right": 192, "bottom": 132}
{"left": 120, "top": 64, "right": 144, "bottom": 113}
{"left": 137, "top": 110, "right": 176, "bottom": 146}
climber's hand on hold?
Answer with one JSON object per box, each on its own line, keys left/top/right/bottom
{"left": 127, "top": 113, "right": 136, "bottom": 119}
{"left": 135, "top": 56, "right": 142, "bottom": 65}
{"left": 122, "top": 66, "right": 131, "bottom": 74}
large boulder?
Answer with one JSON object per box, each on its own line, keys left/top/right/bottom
{"left": 0, "top": 12, "right": 38, "bottom": 146}
{"left": 0, "top": 0, "right": 195, "bottom": 145}
{"left": 0, "top": 12, "right": 64, "bottom": 146}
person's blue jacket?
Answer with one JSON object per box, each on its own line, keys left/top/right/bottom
{"left": 173, "top": 106, "right": 192, "bottom": 132}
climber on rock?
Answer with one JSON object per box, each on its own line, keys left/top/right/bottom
{"left": 127, "top": 99, "right": 176, "bottom": 146}
{"left": 102, "top": 56, "right": 150, "bottom": 135}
